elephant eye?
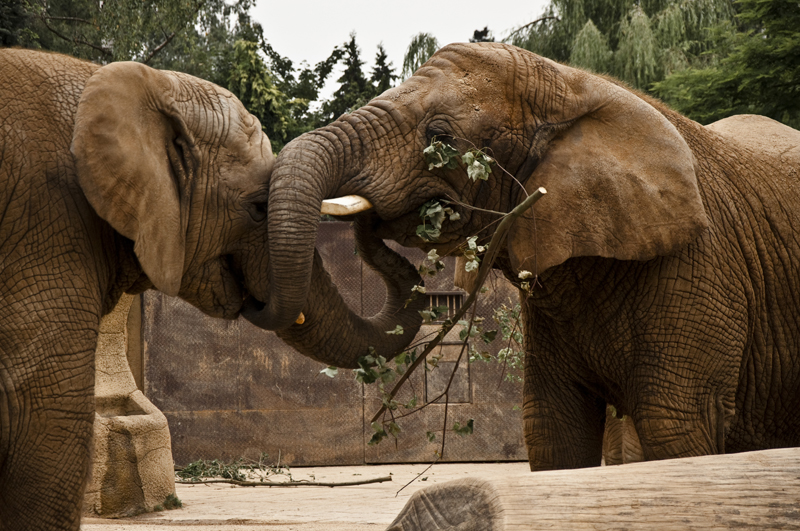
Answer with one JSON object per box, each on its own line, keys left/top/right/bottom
{"left": 426, "top": 122, "right": 454, "bottom": 145}
{"left": 245, "top": 200, "right": 268, "bottom": 223}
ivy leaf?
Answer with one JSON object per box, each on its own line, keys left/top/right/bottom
{"left": 481, "top": 330, "right": 498, "bottom": 343}
{"left": 426, "top": 431, "right": 436, "bottom": 442}
{"left": 320, "top": 366, "right": 338, "bottom": 378}
{"left": 386, "top": 325, "right": 404, "bottom": 335}
{"left": 465, "top": 259, "right": 480, "bottom": 272}
{"left": 368, "top": 422, "right": 388, "bottom": 446}
{"left": 423, "top": 140, "right": 460, "bottom": 170}
{"left": 453, "top": 418, "right": 474, "bottom": 437}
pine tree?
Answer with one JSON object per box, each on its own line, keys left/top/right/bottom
{"left": 371, "top": 44, "right": 397, "bottom": 95}
{"left": 318, "top": 33, "right": 372, "bottom": 125}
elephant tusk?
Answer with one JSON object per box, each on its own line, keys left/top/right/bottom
{"left": 295, "top": 312, "right": 305, "bottom": 325}
{"left": 320, "top": 195, "right": 373, "bottom": 216}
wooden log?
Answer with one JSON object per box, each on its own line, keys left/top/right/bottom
{"left": 387, "top": 447, "right": 800, "bottom": 530}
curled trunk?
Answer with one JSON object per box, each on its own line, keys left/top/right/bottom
{"left": 274, "top": 215, "right": 425, "bottom": 368}
{"left": 242, "top": 125, "right": 424, "bottom": 367}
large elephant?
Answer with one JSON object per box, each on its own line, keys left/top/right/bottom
{"left": 264, "top": 42, "right": 800, "bottom": 472}
{"left": 0, "top": 49, "right": 422, "bottom": 530}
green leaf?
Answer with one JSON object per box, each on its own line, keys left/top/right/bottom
{"left": 426, "top": 431, "right": 437, "bottom": 442}
{"left": 481, "top": 330, "right": 498, "bottom": 343}
{"left": 386, "top": 325, "right": 404, "bottom": 335}
{"left": 453, "top": 418, "right": 474, "bottom": 437}
{"left": 320, "top": 366, "right": 338, "bottom": 378}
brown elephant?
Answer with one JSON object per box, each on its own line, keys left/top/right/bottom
{"left": 0, "top": 49, "right": 422, "bottom": 530}
{"left": 262, "top": 42, "right": 800, "bottom": 472}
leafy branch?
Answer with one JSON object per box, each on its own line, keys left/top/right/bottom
{"left": 369, "top": 186, "right": 547, "bottom": 425}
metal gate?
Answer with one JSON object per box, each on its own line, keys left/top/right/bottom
{"left": 140, "top": 222, "right": 525, "bottom": 466}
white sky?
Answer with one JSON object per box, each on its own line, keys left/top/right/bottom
{"left": 252, "top": 1, "right": 550, "bottom": 98}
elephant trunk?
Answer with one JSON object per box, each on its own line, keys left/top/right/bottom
{"left": 242, "top": 123, "right": 424, "bottom": 367}
{"left": 275, "top": 215, "right": 426, "bottom": 368}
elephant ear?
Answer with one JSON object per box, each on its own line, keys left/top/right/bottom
{"left": 507, "top": 68, "right": 709, "bottom": 277}
{"left": 71, "top": 61, "right": 197, "bottom": 296}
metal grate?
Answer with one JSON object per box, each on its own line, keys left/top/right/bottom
{"left": 426, "top": 291, "right": 466, "bottom": 321}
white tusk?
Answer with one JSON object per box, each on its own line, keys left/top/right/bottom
{"left": 295, "top": 312, "right": 305, "bottom": 325}
{"left": 320, "top": 195, "right": 373, "bottom": 216}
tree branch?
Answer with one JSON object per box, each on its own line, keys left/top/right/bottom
{"left": 370, "top": 187, "right": 548, "bottom": 424}
{"left": 505, "top": 16, "right": 560, "bottom": 41}
{"left": 39, "top": 15, "right": 111, "bottom": 57}
{"left": 42, "top": 16, "right": 94, "bottom": 25}
{"left": 143, "top": 31, "right": 176, "bottom": 64}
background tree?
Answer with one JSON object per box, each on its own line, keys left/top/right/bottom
{"left": 470, "top": 27, "right": 495, "bottom": 43}
{"left": 402, "top": 32, "right": 439, "bottom": 78}
{"left": 509, "top": 0, "right": 735, "bottom": 90}
{"left": 654, "top": 0, "right": 800, "bottom": 127}
{"left": 371, "top": 44, "right": 397, "bottom": 94}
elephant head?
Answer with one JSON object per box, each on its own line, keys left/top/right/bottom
{"left": 260, "top": 42, "right": 708, "bottom": 329}
{"left": 70, "top": 61, "right": 422, "bottom": 368}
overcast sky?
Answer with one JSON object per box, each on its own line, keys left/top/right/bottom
{"left": 252, "top": 1, "right": 550, "bottom": 97}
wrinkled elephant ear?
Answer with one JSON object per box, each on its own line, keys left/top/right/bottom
{"left": 507, "top": 66, "right": 709, "bottom": 277}
{"left": 71, "top": 62, "right": 196, "bottom": 296}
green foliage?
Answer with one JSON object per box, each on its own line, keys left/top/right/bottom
{"left": 227, "top": 40, "right": 301, "bottom": 153}
{"left": 509, "top": 0, "right": 736, "bottom": 92}
{"left": 386, "top": 325, "right": 405, "bottom": 335}
{"left": 655, "top": 0, "right": 800, "bottom": 127}
{"left": 470, "top": 27, "right": 495, "bottom": 43}
{"left": 452, "top": 419, "right": 474, "bottom": 437}
{"left": 176, "top": 453, "right": 294, "bottom": 484}
{"left": 154, "top": 493, "right": 182, "bottom": 512}
{"left": 315, "top": 34, "right": 399, "bottom": 127}
{"left": 616, "top": 6, "right": 659, "bottom": 89}
{"left": 571, "top": 20, "right": 613, "bottom": 73}
{"left": 416, "top": 199, "right": 459, "bottom": 243}
{"left": 320, "top": 366, "right": 339, "bottom": 378}
{"left": 402, "top": 32, "right": 440, "bottom": 78}
{"left": 0, "top": 0, "right": 30, "bottom": 46}
{"left": 371, "top": 44, "right": 398, "bottom": 94}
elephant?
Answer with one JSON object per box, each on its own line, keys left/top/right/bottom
{"left": 263, "top": 41, "right": 800, "bottom": 472}
{"left": 0, "top": 48, "right": 422, "bottom": 530}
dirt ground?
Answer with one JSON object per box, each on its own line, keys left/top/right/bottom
{"left": 80, "top": 462, "right": 529, "bottom": 530}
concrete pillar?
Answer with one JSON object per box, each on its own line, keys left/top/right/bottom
{"left": 83, "top": 293, "right": 176, "bottom": 517}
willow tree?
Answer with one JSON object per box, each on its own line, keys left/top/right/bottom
{"left": 510, "top": 0, "right": 735, "bottom": 90}
{"left": 654, "top": 0, "right": 800, "bottom": 127}
{"left": 402, "top": 32, "right": 439, "bottom": 78}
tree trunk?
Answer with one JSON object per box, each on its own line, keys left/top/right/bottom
{"left": 387, "top": 447, "right": 800, "bottom": 530}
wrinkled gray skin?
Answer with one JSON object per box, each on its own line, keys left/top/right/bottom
{"left": 0, "top": 49, "right": 421, "bottom": 531}
{"left": 267, "top": 42, "right": 800, "bottom": 472}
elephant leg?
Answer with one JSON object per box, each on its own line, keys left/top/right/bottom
{"left": 0, "top": 302, "right": 98, "bottom": 530}
{"left": 523, "top": 352, "right": 606, "bottom": 471}
{"left": 632, "top": 387, "right": 733, "bottom": 461}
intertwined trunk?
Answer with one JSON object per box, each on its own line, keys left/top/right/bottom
{"left": 243, "top": 124, "right": 424, "bottom": 368}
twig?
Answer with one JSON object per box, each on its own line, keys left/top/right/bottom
{"left": 395, "top": 454, "right": 441, "bottom": 497}
{"left": 504, "top": 16, "right": 560, "bottom": 41}
{"left": 39, "top": 15, "right": 111, "bottom": 57}
{"left": 370, "top": 187, "right": 547, "bottom": 424}
{"left": 176, "top": 476, "right": 392, "bottom": 488}
{"left": 143, "top": 31, "right": 176, "bottom": 64}
{"left": 42, "top": 16, "right": 94, "bottom": 25}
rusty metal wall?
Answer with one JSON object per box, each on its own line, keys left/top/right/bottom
{"left": 142, "top": 222, "right": 525, "bottom": 466}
